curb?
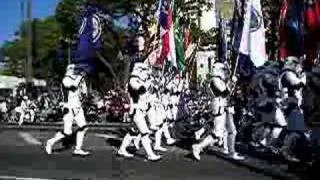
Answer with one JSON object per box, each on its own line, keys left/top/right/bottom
{"left": 208, "top": 148, "right": 299, "bottom": 180}
{"left": 215, "top": 154, "right": 297, "bottom": 180}
{"left": 0, "top": 123, "right": 130, "bottom": 132}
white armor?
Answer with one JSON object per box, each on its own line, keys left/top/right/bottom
{"left": 280, "top": 57, "right": 306, "bottom": 131}
{"left": 147, "top": 90, "right": 163, "bottom": 130}
{"left": 210, "top": 62, "right": 229, "bottom": 139}
{"left": 280, "top": 57, "right": 306, "bottom": 110}
{"left": 192, "top": 60, "right": 243, "bottom": 160}
{"left": 118, "top": 62, "right": 161, "bottom": 161}
{"left": 170, "top": 75, "right": 183, "bottom": 121}
{"left": 45, "top": 64, "right": 90, "bottom": 156}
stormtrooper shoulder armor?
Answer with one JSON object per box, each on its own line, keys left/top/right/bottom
{"left": 128, "top": 78, "right": 147, "bottom": 103}
{"left": 62, "top": 76, "right": 78, "bottom": 91}
{"left": 210, "top": 77, "right": 228, "bottom": 96}
{"left": 282, "top": 70, "right": 305, "bottom": 88}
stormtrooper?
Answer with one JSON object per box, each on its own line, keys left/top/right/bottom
{"left": 277, "top": 57, "right": 310, "bottom": 162}
{"left": 117, "top": 62, "right": 161, "bottom": 161}
{"left": 280, "top": 57, "right": 306, "bottom": 113}
{"left": 160, "top": 78, "right": 177, "bottom": 146}
{"left": 145, "top": 78, "right": 168, "bottom": 152}
{"left": 130, "top": 75, "right": 175, "bottom": 153}
{"left": 279, "top": 56, "right": 306, "bottom": 132}
{"left": 192, "top": 59, "right": 243, "bottom": 160}
{"left": 45, "top": 64, "right": 90, "bottom": 156}
{"left": 169, "top": 75, "right": 184, "bottom": 123}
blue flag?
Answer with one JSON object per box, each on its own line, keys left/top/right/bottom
{"left": 74, "top": 4, "right": 103, "bottom": 74}
{"left": 279, "top": 0, "right": 305, "bottom": 60}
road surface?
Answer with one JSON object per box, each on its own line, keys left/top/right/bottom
{"left": 0, "top": 129, "right": 286, "bottom": 180}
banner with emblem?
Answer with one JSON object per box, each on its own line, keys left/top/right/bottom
{"left": 75, "top": 4, "right": 104, "bottom": 74}
{"left": 238, "top": 0, "right": 267, "bottom": 68}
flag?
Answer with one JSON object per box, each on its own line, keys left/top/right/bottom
{"left": 238, "top": 0, "right": 267, "bottom": 68}
{"left": 147, "top": 19, "right": 162, "bottom": 67}
{"left": 184, "top": 24, "right": 191, "bottom": 50}
{"left": 231, "top": 0, "right": 245, "bottom": 52}
{"left": 279, "top": 0, "right": 305, "bottom": 61}
{"left": 156, "top": 0, "right": 177, "bottom": 68}
{"left": 174, "top": 14, "right": 186, "bottom": 72}
{"left": 305, "top": 0, "right": 320, "bottom": 68}
{"left": 184, "top": 21, "right": 195, "bottom": 61}
{"left": 75, "top": 4, "right": 103, "bottom": 74}
{"left": 218, "top": 20, "right": 230, "bottom": 62}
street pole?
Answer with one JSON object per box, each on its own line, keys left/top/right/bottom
{"left": 67, "top": 38, "right": 71, "bottom": 64}
{"left": 20, "top": 0, "right": 25, "bottom": 78}
{"left": 26, "top": 0, "right": 33, "bottom": 85}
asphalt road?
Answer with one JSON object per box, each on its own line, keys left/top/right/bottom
{"left": 0, "top": 129, "right": 283, "bottom": 180}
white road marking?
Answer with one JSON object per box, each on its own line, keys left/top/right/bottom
{"left": 94, "top": 133, "right": 122, "bottom": 141}
{"left": 0, "top": 175, "right": 54, "bottom": 180}
{"left": 18, "top": 132, "right": 42, "bottom": 145}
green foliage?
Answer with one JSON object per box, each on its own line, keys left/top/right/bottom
{"left": 220, "top": 1, "right": 233, "bottom": 19}
{"left": 55, "top": 0, "right": 85, "bottom": 39}
{"left": 1, "top": 17, "right": 62, "bottom": 79}
{"left": 1, "top": 0, "right": 214, "bottom": 88}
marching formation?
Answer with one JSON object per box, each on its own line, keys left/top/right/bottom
{"left": 39, "top": 0, "right": 320, "bottom": 167}
{"left": 43, "top": 53, "right": 317, "bottom": 164}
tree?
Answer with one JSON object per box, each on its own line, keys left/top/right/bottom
{"left": 55, "top": 0, "right": 86, "bottom": 39}
{"left": 1, "top": 0, "right": 217, "bottom": 90}
{"left": 1, "top": 17, "right": 62, "bottom": 79}
{"left": 56, "top": 0, "right": 217, "bottom": 89}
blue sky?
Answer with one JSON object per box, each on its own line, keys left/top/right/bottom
{"left": 0, "top": 0, "right": 60, "bottom": 46}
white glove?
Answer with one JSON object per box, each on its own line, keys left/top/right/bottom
{"left": 232, "top": 75, "right": 238, "bottom": 82}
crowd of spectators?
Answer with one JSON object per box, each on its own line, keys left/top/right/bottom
{"left": 0, "top": 83, "right": 130, "bottom": 125}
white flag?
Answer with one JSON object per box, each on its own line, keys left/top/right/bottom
{"left": 239, "top": 0, "right": 267, "bottom": 67}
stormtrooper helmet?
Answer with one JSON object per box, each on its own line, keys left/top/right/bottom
{"left": 63, "top": 64, "right": 83, "bottom": 88}
{"left": 131, "top": 62, "right": 150, "bottom": 81}
{"left": 211, "top": 62, "right": 227, "bottom": 80}
{"left": 65, "top": 64, "right": 77, "bottom": 77}
{"left": 284, "top": 56, "right": 303, "bottom": 74}
{"left": 285, "top": 56, "right": 299, "bottom": 66}
{"left": 23, "top": 96, "right": 28, "bottom": 100}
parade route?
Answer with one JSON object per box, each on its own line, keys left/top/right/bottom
{"left": 0, "top": 129, "right": 290, "bottom": 180}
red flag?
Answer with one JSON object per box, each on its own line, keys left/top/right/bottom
{"left": 305, "top": 0, "right": 320, "bottom": 68}
{"left": 155, "top": 0, "right": 176, "bottom": 67}
{"left": 184, "top": 27, "right": 191, "bottom": 50}
{"left": 279, "top": 0, "right": 290, "bottom": 61}
{"left": 279, "top": 0, "right": 305, "bottom": 61}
